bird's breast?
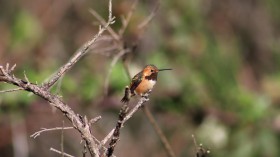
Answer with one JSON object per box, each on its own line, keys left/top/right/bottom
{"left": 135, "top": 79, "right": 157, "bottom": 95}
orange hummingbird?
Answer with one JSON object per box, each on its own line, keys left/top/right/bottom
{"left": 121, "top": 64, "right": 172, "bottom": 103}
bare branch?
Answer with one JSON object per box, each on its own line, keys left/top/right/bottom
{"left": 30, "top": 127, "right": 74, "bottom": 139}
{"left": 10, "top": 64, "right": 17, "bottom": 72}
{"left": 0, "top": 66, "right": 8, "bottom": 76}
{"left": 90, "top": 116, "right": 102, "bottom": 125}
{"left": 100, "top": 96, "right": 149, "bottom": 147}
{"left": 0, "top": 1, "right": 172, "bottom": 157}
{"left": 107, "top": 104, "right": 129, "bottom": 157}
{"left": 89, "top": 9, "right": 119, "bottom": 41}
{"left": 43, "top": 0, "right": 115, "bottom": 89}
{"left": 1, "top": 64, "right": 101, "bottom": 156}
{"left": 3, "top": 63, "right": 16, "bottom": 74}
{"left": 50, "top": 147, "right": 75, "bottom": 157}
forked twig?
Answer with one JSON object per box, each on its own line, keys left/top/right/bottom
{"left": 0, "top": 1, "right": 116, "bottom": 156}
{"left": 89, "top": 9, "right": 119, "bottom": 41}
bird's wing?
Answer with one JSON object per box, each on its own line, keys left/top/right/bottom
{"left": 129, "top": 72, "right": 142, "bottom": 94}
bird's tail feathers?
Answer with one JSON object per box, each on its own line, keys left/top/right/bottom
{"left": 121, "top": 86, "right": 130, "bottom": 103}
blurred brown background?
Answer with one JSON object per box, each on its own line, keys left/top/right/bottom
{"left": 1, "top": 0, "right": 280, "bottom": 157}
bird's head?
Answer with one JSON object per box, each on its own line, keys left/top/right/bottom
{"left": 142, "top": 64, "right": 172, "bottom": 78}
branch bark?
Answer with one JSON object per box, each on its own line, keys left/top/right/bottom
{"left": 0, "top": 1, "right": 115, "bottom": 156}
{"left": 106, "top": 104, "right": 129, "bottom": 157}
{"left": 0, "top": 66, "right": 100, "bottom": 156}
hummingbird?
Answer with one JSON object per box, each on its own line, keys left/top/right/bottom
{"left": 121, "top": 64, "right": 172, "bottom": 103}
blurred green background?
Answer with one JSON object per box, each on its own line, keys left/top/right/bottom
{"left": 1, "top": 0, "right": 280, "bottom": 157}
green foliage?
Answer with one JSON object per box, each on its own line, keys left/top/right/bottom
{"left": 79, "top": 73, "right": 102, "bottom": 101}
{"left": 11, "top": 10, "right": 42, "bottom": 50}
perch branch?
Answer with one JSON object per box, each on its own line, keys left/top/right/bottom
{"left": 100, "top": 96, "right": 149, "bottom": 147}
{"left": 106, "top": 104, "right": 129, "bottom": 157}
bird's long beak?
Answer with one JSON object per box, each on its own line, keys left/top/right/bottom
{"left": 158, "top": 68, "right": 172, "bottom": 71}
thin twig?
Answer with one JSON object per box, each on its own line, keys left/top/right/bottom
{"left": 142, "top": 106, "right": 176, "bottom": 157}
{"left": 50, "top": 147, "right": 75, "bottom": 157}
{"left": 23, "top": 71, "right": 30, "bottom": 83}
{"left": 0, "top": 88, "right": 23, "bottom": 93}
{"left": 90, "top": 116, "right": 102, "bottom": 125}
{"left": 137, "top": 1, "right": 160, "bottom": 30}
{"left": 30, "top": 127, "right": 74, "bottom": 139}
{"left": 89, "top": 9, "right": 119, "bottom": 41}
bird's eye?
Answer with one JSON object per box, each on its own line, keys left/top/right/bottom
{"left": 151, "top": 69, "right": 154, "bottom": 72}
